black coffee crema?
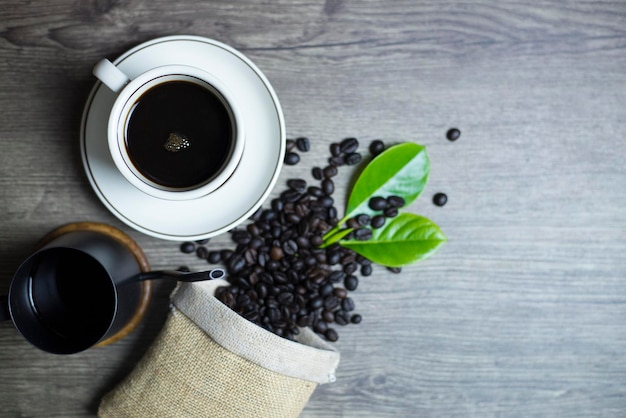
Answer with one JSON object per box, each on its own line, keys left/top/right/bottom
{"left": 125, "top": 80, "right": 233, "bottom": 189}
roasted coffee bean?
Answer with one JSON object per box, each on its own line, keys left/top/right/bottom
{"left": 228, "top": 254, "right": 246, "bottom": 273}
{"left": 320, "top": 196, "right": 334, "bottom": 208}
{"left": 285, "top": 213, "right": 301, "bottom": 225}
{"left": 345, "top": 152, "right": 362, "bottom": 165}
{"left": 360, "top": 264, "right": 372, "bottom": 276}
{"left": 342, "top": 297, "right": 355, "bottom": 311}
{"left": 232, "top": 230, "right": 252, "bottom": 245}
{"left": 369, "top": 139, "right": 385, "bottom": 156}
{"left": 354, "top": 228, "right": 372, "bottom": 241}
{"left": 330, "top": 143, "right": 341, "bottom": 157}
{"left": 196, "top": 246, "right": 209, "bottom": 259}
{"left": 312, "top": 166, "right": 323, "bottom": 180}
{"left": 384, "top": 207, "right": 399, "bottom": 218}
{"left": 287, "top": 178, "right": 307, "bottom": 192}
{"left": 328, "top": 156, "right": 345, "bottom": 166}
{"left": 269, "top": 246, "right": 284, "bottom": 260}
{"left": 324, "top": 295, "right": 339, "bottom": 309}
{"left": 271, "top": 198, "right": 284, "bottom": 213}
{"left": 350, "top": 314, "right": 362, "bottom": 324}
{"left": 281, "top": 189, "right": 301, "bottom": 203}
{"left": 343, "top": 262, "right": 358, "bottom": 275}
{"left": 325, "top": 328, "right": 339, "bottom": 342}
{"left": 371, "top": 215, "right": 386, "bottom": 229}
{"left": 334, "top": 310, "right": 350, "bottom": 325}
{"left": 308, "top": 186, "right": 324, "bottom": 198}
{"left": 321, "top": 179, "right": 334, "bottom": 195}
{"left": 180, "top": 241, "right": 195, "bottom": 254}
{"left": 329, "top": 270, "right": 345, "bottom": 283}
{"left": 344, "top": 275, "right": 358, "bottom": 291}
{"left": 220, "top": 249, "right": 234, "bottom": 262}
{"left": 310, "top": 235, "right": 323, "bottom": 247}
{"left": 369, "top": 196, "right": 388, "bottom": 210}
{"left": 322, "top": 309, "right": 335, "bottom": 323}
{"left": 284, "top": 152, "right": 300, "bottom": 165}
{"left": 339, "top": 137, "right": 359, "bottom": 154}
{"left": 282, "top": 239, "right": 298, "bottom": 256}
{"left": 446, "top": 128, "right": 461, "bottom": 141}
{"left": 208, "top": 251, "right": 221, "bottom": 264}
{"left": 323, "top": 165, "right": 338, "bottom": 178}
{"left": 277, "top": 292, "right": 294, "bottom": 306}
{"left": 433, "top": 192, "right": 448, "bottom": 206}
{"left": 244, "top": 248, "right": 258, "bottom": 265}
{"left": 332, "top": 287, "right": 347, "bottom": 299}
{"left": 296, "top": 136, "right": 311, "bottom": 152}
{"left": 314, "top": 319, "right": 328, "bottom": 334}
{"left": 387, "top": 267, "right": 402, "bottom": 274}
{"left": 387, "top": 195, "right": 405, "bottom": 208}
{"left": 309, "top": 297, "right": 324, "bottom": 310}
{"left": 326, "top": 250, "right": 341, "bottom": 265}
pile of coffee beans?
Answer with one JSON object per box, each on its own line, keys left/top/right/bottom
{"left": 179, "top": 130, "right": 458, "bottom": 341}
{"left": 179, "top": 137, "right": 406, "bottom": 342}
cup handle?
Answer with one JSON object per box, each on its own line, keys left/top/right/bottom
{"left": 0, "top": 295, "right": 9, "bottom": 322}
{"left": 92, "top": 59, "right": 131, "bottom": 93}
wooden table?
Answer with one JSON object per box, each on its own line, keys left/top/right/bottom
{"left": 1, "top": 1, "right": 625, "bottom": 416}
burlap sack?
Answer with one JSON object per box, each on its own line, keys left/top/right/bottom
{"left": 98, "top": 279, "right": 340, "bottom": 417}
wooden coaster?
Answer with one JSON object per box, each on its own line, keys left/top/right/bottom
{"left": 36, "top": 222, "right": 152, "bottom": 347}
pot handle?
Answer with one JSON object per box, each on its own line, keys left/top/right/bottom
{"left": 0, "top": 295, "right": 10, "bottom": 322}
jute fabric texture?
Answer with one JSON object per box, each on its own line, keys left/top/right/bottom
{"left": 98, "top": 280, "right": 340, "bottom": 417}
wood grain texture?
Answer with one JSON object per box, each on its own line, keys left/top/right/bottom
{"left": 0, "top": 0, "right": 625, "bottom": 416}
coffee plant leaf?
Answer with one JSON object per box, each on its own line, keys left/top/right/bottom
{"left": 339, "top": 213, "right": 446, "bottom": 267}
{"left": 343, "top": 142, "right": 429, "bottom": 222}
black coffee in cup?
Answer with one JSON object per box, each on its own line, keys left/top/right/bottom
{"left": 124, "top": 80, "right": 234, "bottom": 189}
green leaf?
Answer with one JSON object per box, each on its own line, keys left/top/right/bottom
{"left": 319, "top": 228, "right": 354, "bottom": 248}
{"left": 339, "top": 213, "right": 446, "bottom": 267}
{"left": 342, "top": 142, "right": 429, "bottom": 222}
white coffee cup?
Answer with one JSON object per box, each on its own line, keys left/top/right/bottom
{"left": 92, "top": 59, "right": 245, "bottom": 201}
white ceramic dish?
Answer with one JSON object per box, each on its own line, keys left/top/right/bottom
{"left": 81, "top": 35, "right": 285, "bottom": 241}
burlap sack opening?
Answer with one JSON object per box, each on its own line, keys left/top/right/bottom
{"left": 98, "top": 279, "right": 340, "bottom": 418}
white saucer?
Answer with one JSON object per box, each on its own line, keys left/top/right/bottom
{"left": 81, "top": 36, "right": 285, "bottom": 241}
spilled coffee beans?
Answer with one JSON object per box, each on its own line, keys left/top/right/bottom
{"left": 180, "top": 137, "right": 404, "bottom": 342}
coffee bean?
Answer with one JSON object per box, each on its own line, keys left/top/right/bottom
{"left": 334, "top": 310, "right": 350, "bottom": 325}
{"left": 328, "top": 156, "right": 345, "bottom": 167}
{"left": 347, "top": 218, "right": 360, "bottom": 230}
{"left": 309, "top": 297, "right": 324, "bottom": 310}
{"left": 232, "top": 230, "right": 252, "bottom": 245}
{"left": 269, "top": 246, "right": 284, "bottom": 260}
{"left": 344, "top": 275, "right": 358, "bottom": 291}
{"left": 384, "top": 207, "right": 399, "bottom": 218}
{"left": 433, "top": 192, "right": 448, "bottom": 206}
{"left": 284, "top": 152, "right": 300, "bottom": 165}
{"left": 228, "top": 254, "right": 246, "bottom": 273}
{"left": 387, "top": 267, "right": 402, "bottom": 274}
{"left": 325, "top": 328, "right": 339, "bottom": 342}
{"left": 342, "top": 297, "right": 355, "bottom": 312}
{"left": 356, "top": 214, "right": 370, "bottom": 226}
{"left": 321, "top": 179, "right": 334, "bottom": 195}
{"left": 208, "top": 251, "right": 221, "bottom": 264}
{"left": 282, "top": 240, "right": 298, "bottom": 256}
{"left": 277, "top": 292, "right": 294, "bottom": 306}
{"left": 369, "top": 139, "right": 385, "bottom": 156}
{"left": 287, "top": 178, "right": 307, "bottom": 192}
{"left": 369, "top": 196, "right": 388, "bottom": 210}
{"left": 323, "top": 165, "right": 338, "bottom": 178}
{"left": 329, "top": 270, "right": 345, "bottom": 283}
{"left": 307, "top": 186, "right": 323, "bottom": 198}
{"left": 180, "top": 241, "right": 195, "bottom": 254}
{"left": 322, "top": 309, "right": 335, "bottom": 323}
{"left": 296, "top": 136, "right": 311, "bottom": 152}
{"left": 333, "top": 287, "right": 348, "bottom": 299}
{"left": 220, "top": 249, "right": 234, "bottom": 262}
{"left": 387, "top": 195, "right": 405, "bottom": 208}
{"left": 196, "top": 246, "right": 209, "bottom": 259}
{"left": 446, "top": 128, "right": 461, "bottom": 141}
{"left": 339, "top": 137, "right": 359, "bottom": 154}
{"left": 319, "top": 283, "right": 334, "bottom": 297}
{"left": 354, "top": 228, "right": 372, "bottom": 241}
{"left": 330, "top": 143, "right": 341, "bottom": 157}
{"left": 350, "top": 314, "right": 362, "bottom": 324}
{"left": 345, "top": 152, "right": 362, "bottom": 165}
{"left": 371, "top": 215, "right": 386, "bottom": 229}
{"left": 312, "top": 166, "right": 323, "bottom": 180}
{"left": 360, "top": 264, "right": 372, "bottom": 276}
